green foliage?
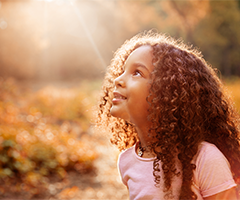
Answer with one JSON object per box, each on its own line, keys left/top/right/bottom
{"left": 135, "top": 0, "right": 240, "bottom": 77}
{"left": 192, "top": 1, "right": 240, "bottom": 76}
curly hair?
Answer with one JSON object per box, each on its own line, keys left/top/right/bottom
{"left": 97, "top": 31, "right": 240, "bottom": 199}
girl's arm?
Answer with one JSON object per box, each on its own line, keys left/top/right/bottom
{"left": 204, "top": 187, "right": 237, "bottom": 200}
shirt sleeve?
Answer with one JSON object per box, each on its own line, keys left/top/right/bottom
{"left": 117, "top": 150, "right": 128, "bottom": 186}
{"left": 194, "top": 142, "right": 237, "bottom": 198}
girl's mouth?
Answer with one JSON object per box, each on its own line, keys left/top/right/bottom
{"left": 112, "top": 92, "right": 127, "bottom": 103}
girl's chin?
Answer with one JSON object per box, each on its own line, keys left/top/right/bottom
{"left": 110, "top": 107, "right": 130, "bottom": 121}
{"left": 110, "top": 108, "right": 122, "bottom": 118}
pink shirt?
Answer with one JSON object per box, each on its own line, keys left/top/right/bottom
{"left": 118, "top": 141, "right": 236, "bottom": 200}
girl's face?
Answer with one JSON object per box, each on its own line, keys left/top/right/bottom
{"left": 110, "top": 45, "right": 154, "bottom": 128}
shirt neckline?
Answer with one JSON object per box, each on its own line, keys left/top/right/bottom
{"left": 133, "top": 142, "right": 156, "bottom": 162}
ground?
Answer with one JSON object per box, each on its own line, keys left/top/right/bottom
{"left": 0, "top": 80, "right": 129, "bottom": 200}
{"left": 0, "top": 132, "right": 129, "bottom": 200}
{"left": 57, "top": 133, "right": 129, "bottom": 200}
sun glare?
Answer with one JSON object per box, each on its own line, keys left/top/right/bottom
{"left": 0, "top": 0, "right": 112, "bottom": 80}
{"left": 69, "top": 0, "right": 107, "bottom": 68}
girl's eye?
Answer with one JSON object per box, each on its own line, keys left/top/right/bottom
{"left": 133, "top": 70, "right": 142, "bottom": 77}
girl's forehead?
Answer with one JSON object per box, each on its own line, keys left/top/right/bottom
{"left": 127, "top": 45, "right": 153, "bottom": 61}
{"left": 123, "top": 45, "right": 154, "bottom": 71}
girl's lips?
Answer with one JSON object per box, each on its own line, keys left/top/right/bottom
{"left": 112, "top": 92, "right": 127, "bottom": 104}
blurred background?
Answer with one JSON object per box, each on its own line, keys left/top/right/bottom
{"left": 0, "top": 0, "right": 240, "bottom": 199}
{"left": 0, "top": 0, "right": 240, "bottom": 80}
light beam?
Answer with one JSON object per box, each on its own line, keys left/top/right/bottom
{"left": 69, "top": 0, "right": 107, "bottom": 69}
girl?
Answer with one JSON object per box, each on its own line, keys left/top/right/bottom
{"left": 97, "top": 31, "right": 240, "bottom": 199}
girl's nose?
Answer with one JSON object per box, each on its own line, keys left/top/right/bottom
{"left": 114, "top": 74, "right": 126, "bottom": 88}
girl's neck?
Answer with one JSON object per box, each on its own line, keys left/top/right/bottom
{"left": 137, "top": 141, "right": 156, "bottom": 158}
{"left": 136, "top": 127, "right": 157, "bottom": 158}
{"left": 136, "top": 126, "right": 156, "bottom": 145}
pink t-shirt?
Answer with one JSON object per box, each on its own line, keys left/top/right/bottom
{"left": 118, "top": 141, "right": 236, "bottom": 200}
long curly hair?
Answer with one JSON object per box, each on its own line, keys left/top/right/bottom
{"left": 97, "top": 31, "right": 240, "bottom": 199}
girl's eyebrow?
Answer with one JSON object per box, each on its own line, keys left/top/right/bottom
{"left": 122, "top": 62, "right": 150, "bottom": 73}
{"left": 133, "top": 63, "right": 150, "bottom": 73}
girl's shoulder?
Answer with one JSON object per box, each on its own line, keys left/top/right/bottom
{"left": 192, "top": 143, "right": 236, "bottom": 197}
{"left": 198, "top": 141, "right": 226, "bottom": 157}
{"left": 198, "top": 141, "right": 219, "bottom": 152}
{"left": 119, "top": 146, "right": 134, "bottom": 157}
{"left": 194, "top": 141, "right": 230, "bottom": 165}
{"left": 118, "top": 145, "right": 135, "bottom": 162}
{"left": 118, "top": 145, "right": 136, "bottom": 172}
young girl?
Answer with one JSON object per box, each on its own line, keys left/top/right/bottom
{"left": 97, "top": 31, "right": 240, "bottom": 200}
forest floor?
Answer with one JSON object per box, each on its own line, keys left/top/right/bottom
{"left": 1, "top": 131, "right": 129, "bottom": 200}
{"left": 0, "top": 80, "right": 129, "bottom": 200}
{"left": 53, "top": 132, "right": 129, "bottom": 200}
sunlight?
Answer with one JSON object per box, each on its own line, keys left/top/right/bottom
{"left": 33, "top": 0, "right": 109, "bottom": 71}
{"left": 0, "top": 18, "right": 7, "bottom": 30}
{"left": 34, "top": 0, "right": 53, "bottom": 1}
{"left": 69, "top": 0, "right": 107, "bottom": 69}
{"left": 0, "top": 0, "right": 121, "bottom": 80}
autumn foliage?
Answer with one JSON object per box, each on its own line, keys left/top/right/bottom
{"left": 0, "top": 78, "right": 98, "bottom": 197}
